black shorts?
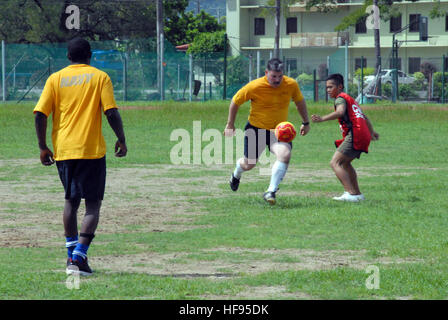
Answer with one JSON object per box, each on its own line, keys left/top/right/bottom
{"left": 56, "top": 157, "right": 106, "bottom": 201}
{"left": 244, "top": 122, "right": 292, "bottom": 162}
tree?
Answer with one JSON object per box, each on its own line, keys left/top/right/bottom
{"left": 420, "top": 61, "right": 437, "bottom": 100}
{"left": 0, "top": 0, "right": 195, "bottom": 44}
{"left": 0, "top": 0, "right": 159, "bottom": 43}
{"left": 164, "top": 10, "right": 225, "bottom": 47}
{"left": 0, "top": 1, "right": 31, "bottom": 42}
{"left": 186, "top": 30, "right": 226, "bottom": 85}
{"left": 187, "top": 31, "right": 226, "bottom": 54}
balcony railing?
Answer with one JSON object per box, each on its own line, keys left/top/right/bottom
{"left": 290, "top": 32, "right": 349, "bottom": 48}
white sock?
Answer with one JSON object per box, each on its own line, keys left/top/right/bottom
{"left": 233, "top": 159, "right": 245, "bottom": 179}
{"left": 267, "top": 161, "right": 288, "bottom": 192}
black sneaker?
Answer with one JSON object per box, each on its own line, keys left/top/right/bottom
{"left": 67, "top": 257, "right": 93, "bottom": 277}
{"left": 263, "top": 191, "right": 276, "bottom": 205}
{"left": 229, "top": 174, "right": 240, "bottom": 191}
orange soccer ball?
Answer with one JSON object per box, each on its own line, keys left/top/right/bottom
{"left": 275, "top": 121, "right": 297, "bottom": 143}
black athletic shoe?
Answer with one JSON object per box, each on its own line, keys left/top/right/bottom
{"left": 229, "top": 174, "right": 240, "bottom": 191}
{"left": 67, "top": 257, "right": 93, "bottom": 277}
{"left": 263, "top": 191, "right": 276, "bottom": 205}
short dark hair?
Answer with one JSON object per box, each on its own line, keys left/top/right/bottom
{"left": 67, "top": 37, "right": 92, "bottom": 62}
{"left": 266, "top": 58, "right": 283, "bottom": 72}
{"left": 326, "top": 73, "right": 344, "bottom": 89}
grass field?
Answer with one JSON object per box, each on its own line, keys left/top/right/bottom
{"left": 0, "top": 100, "right": 447, "bottom": 300}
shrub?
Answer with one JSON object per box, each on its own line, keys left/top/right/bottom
{"left": 296, "top": 73, "right": 313, "bottom": 88}
{"left": 382, "top": 82, "right": 392, "bottom": 97}
{"left": 125, "top": 89, "right": 144, "bottom": 101}
{"left": 432, "top": 72, "right": 448, "bottom": 99}
{"left": 354, "top": 67, "right": 375, "bottom": 80}
{"left": 226, "top": 55, "right": 249, "bottom": 85}
{"left": 432, "top": 71, "right": 448, "bottom": 83}
{"left": 348, "top": 82, "right": 358, "bottom": 98}
{"left": 399, "top": 84, "right": 418, "bottom": 99}
{"left": 380, "top": 83, "right": 417, "bottom": 99}
{"left": 412, "top": 72, "right": 426, "bottom": 90}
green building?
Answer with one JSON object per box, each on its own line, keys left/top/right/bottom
{"left": 226, "top": 0, "right": 448, "bottom": 80}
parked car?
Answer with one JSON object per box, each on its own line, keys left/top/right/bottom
{"left": 364, "top": 69, "right": 415, "bottom": 85}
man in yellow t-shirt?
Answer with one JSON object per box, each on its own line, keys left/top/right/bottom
{"left": 34, "top": 38, "right": 127, "bottom": 276}
{"left": 224, "top": 58, "right": 310, "bottom": 205}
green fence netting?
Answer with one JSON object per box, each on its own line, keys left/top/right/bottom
{"left": 1, "top": 38, "right": 446, "bottom": 103}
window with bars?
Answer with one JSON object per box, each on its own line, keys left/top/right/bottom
{"left": 408, "top": 57, "right": 421, "bottom": 74}
{"left": 389, "top": 58, "right": 402, "bottom": 70}
{"left": 390, "top": 15, "right": 402, "bottom": 33}
{"left": 355, "top": 57, "right": 367, "bottom": 71}
{"left": 286, "top": 17, "right": 297, "bottom": 35}
{"left": 355, "top": 16, "right": 367, "bottom": 33}
{"left": 409, "top": 14, "right": 420, "bottom": 32}
{"left": 286, "top": 58, "right": 297, "bottom": 72}
{"left": 254, "top": 18, "right": 265, "bottom": 36}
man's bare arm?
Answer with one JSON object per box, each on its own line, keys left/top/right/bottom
{"left": 35, "top": 111, "right": 54, "bottom": 165}
{"left": 224, "top": 100, "right": 240, "bottom": 136}
{"left": 295, "top": 99, "right": 310, "bottom": 136}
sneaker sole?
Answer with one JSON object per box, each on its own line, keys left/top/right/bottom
{"left": 264, "top": 198, "right": 276, "bottom": 205}
{"left": 332, "top": 197, "right": 362, "bottom": 202}
{"left": 230, "top": 185, "right": 239, "bottom": 192}
{"left": 66, "top": 268, "right": 93, "bottom": 277}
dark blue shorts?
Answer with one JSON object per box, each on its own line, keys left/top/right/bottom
{"left": 244, "top": 122, "right": 292, "bottom": 161}
{"left": 56, "top": 157, "right": 106, "bottom": 201}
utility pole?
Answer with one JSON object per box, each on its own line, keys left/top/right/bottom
{"left": 373, "top": 0, "right": 381, "bottom": 96}
{"left": 156, "top": 0, "right": 164, "bottom": 100}
{"left": 160, "top": 33, "right": 165, "bottom": 101}
{"left": 2, "top": 40, "right": 5, "bottom": 102}
{"left": 274, "top": 0, "right": 281, "bottom": 59}
{"left": 223, "top": 33, "right": 228, "bottom": 100}
{"left": 197, "top": 0, "right": 200, "bottom": 14}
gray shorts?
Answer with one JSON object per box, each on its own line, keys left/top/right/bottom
{"left": 337, "top": 131, "right": 362, "bottom": 159}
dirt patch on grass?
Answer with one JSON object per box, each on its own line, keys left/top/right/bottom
{"left": 0, "top": 163, "right": 225, "bottom": 247}
{"left": 203, "top": 285, "right": 313, "bottom": 300}
{"left": 0, "top": 161, "right": 439, "bottom": 248}
{"left": 92, "top": 247, "right": 422, "bottom": 277}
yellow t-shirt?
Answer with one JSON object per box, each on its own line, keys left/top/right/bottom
{"left": 33, "top": 64, "right": 117, "bottom": 161}
{"left": 232, "top": 75, "right": 304, "bottom": 130}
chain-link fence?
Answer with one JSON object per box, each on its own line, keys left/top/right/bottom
{"left": 1, "top": 39, "right": 447, "bottom": 103}
{"left": 326, "top": 47, "right": 448, "bottom": 104}
{"left": 1, "top": 38, "right": 234, "bottom": 102}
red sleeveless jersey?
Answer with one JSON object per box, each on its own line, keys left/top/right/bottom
{"left": 334, "top": 93, "right": 371, "bottom": 153}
